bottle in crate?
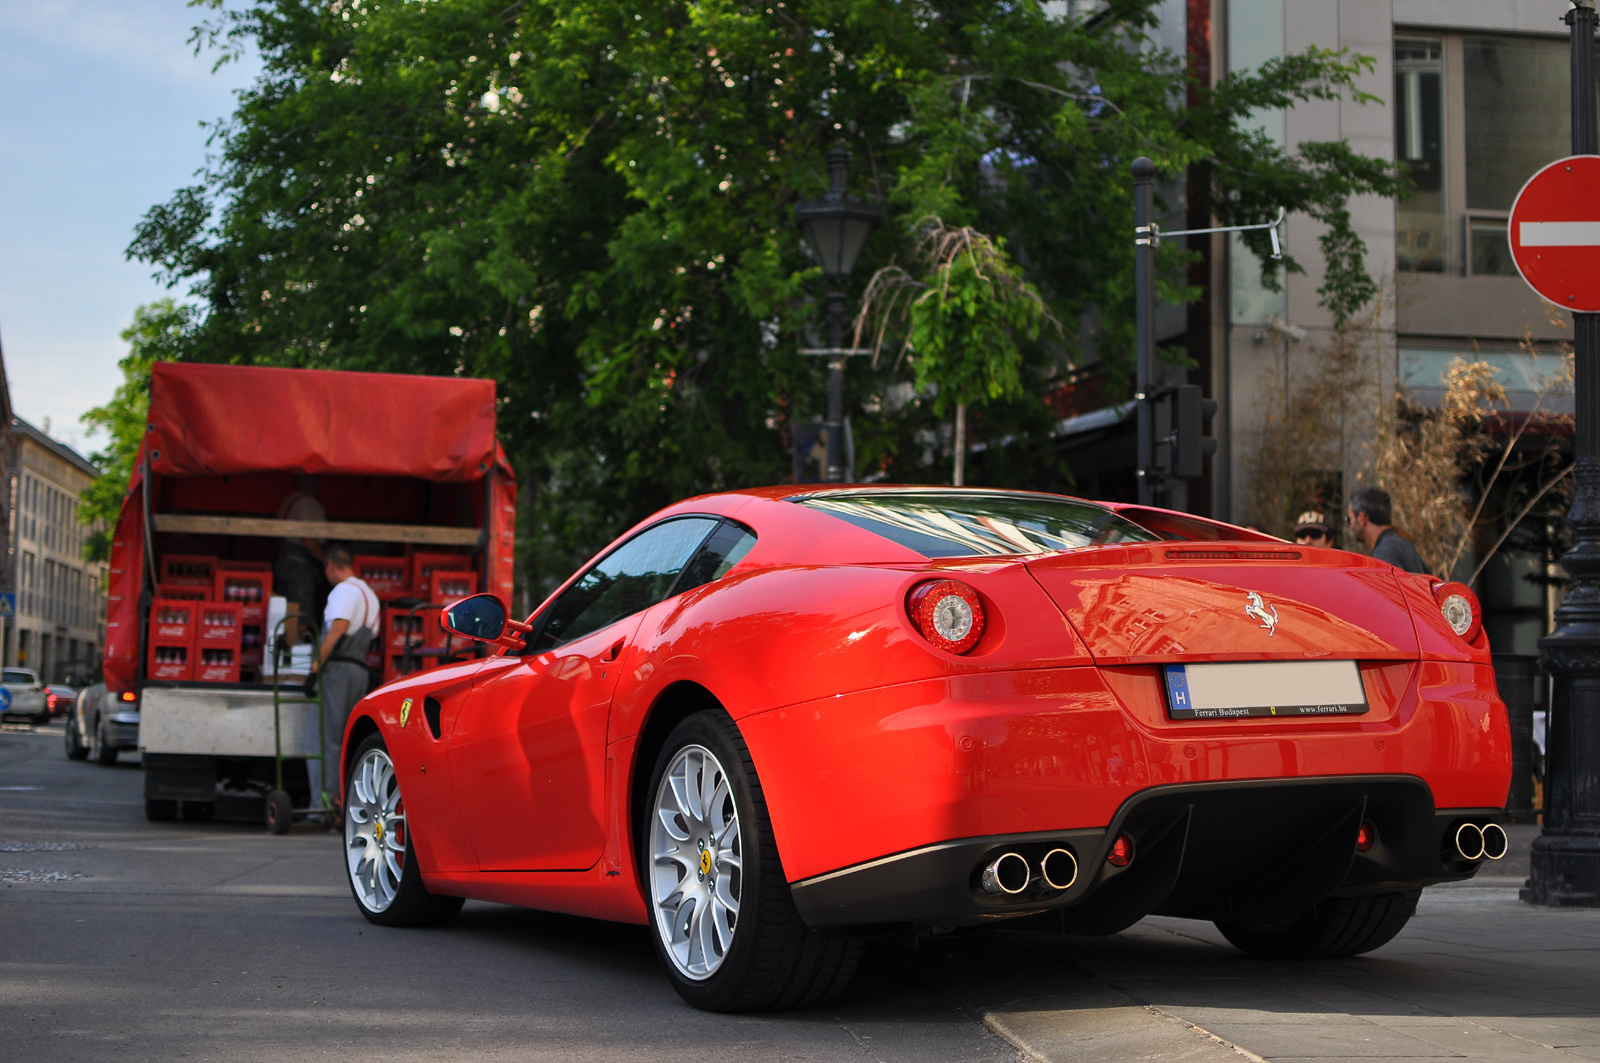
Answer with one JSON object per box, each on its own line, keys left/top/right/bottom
{"left": 215, "top": 569, "right": 271, "bottom": 622}
{"left": 412, "top": 552, "right": 471, "bottom": 603}
{"left": 151, "top": 600, "right": 197, "bottom": 643}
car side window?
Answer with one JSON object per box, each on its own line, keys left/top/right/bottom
{"left": 671, "top": 520, "right": 757, "bottom": 597}
{"left": 529, "top": 517, "right": 720, "bottom": 651}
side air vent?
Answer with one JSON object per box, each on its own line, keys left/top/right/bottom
{"left": 1165, "top": 549, "right": 1302, "bottom": 561}
{"left": 424, "top": 697, "right": 443, "bottom": 739}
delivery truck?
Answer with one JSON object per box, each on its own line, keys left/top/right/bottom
{"left": 104, "top": 363, "right": 516, "bottom": 823}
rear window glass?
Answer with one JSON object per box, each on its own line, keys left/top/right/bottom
{"left": 796, "top": 492, "right": 1159, "bottom": 558}
{"left": 3, "top": 669, "right": 35, "bottom": 684}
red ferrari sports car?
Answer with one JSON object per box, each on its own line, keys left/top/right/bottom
{"left": 337, "top": 486, "right": 1511, "bottom": 1012}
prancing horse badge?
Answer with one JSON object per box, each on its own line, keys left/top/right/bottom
{"left": 1245, "top": 591, "right": 1279, "bottom": 636}
{"left": 400, "top": 698, "right": 413, "bottom": 727}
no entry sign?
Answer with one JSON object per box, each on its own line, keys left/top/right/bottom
{"left": 1510, "top": 155, "right": 1600, "bottom": 312}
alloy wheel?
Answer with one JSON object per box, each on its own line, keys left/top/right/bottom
{"left": 345, "top": 747, "right": 407, "bottom": 913}
{"left": 649, "top": 743, "right": 743, "bottom": 981}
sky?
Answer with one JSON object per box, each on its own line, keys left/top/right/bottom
{"left": 0, "top": 0, "right": 258, "bottom": 456}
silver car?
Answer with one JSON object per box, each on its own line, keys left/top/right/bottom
{"left": 2, "top": 668, "right": 48, "bottom": 725}
{"left": 64, "top": 684, "right": 138, "bottom": 765}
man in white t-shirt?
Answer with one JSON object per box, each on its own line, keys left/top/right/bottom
{"left": 308, "top": 542, "right": 380, "bottom": 818}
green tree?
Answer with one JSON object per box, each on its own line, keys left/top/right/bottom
{"left": 78, "top": 300, "right": 193, "bottom": 562}
{"left": 133, "top": 0, "right": 1400, "bottom": 592}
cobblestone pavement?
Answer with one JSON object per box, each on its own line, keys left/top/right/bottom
{"left": 3, "top": 724, "right": 1596, "bottom": 1062}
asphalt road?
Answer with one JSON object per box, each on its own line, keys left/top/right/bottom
{"left": 3, "top": 723, "right": 1600, "bottom": 1062}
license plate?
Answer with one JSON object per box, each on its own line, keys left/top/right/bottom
{"left": 1163, "top": 660, "right": 1368, "bottom": 720}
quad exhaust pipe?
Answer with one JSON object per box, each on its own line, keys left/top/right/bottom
{"left": 1040, "top": 847, "right": 1079, "bottom": 891}
{"left": 980, "top": 852, "right": 1031, "bottom": 895}
{"left": 1453, "top": 822, "right": 1508, "bottom": 861}
{"left": 979, "top": 846, "right": 1080, "bottom": 896}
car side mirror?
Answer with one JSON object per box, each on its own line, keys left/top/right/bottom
{"left": 442, "top": 594, "right": 508, "bottom": 642}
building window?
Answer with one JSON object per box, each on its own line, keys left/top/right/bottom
{"left": 1396, "top": 31, "right": 1571, "bottom": 278}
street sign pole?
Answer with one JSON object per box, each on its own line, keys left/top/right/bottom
{"left": 1528, "top": 0, "right": 1600, "bottom": 907}
{"left": 1133, "top": 158, "right": 1158, "bottom": 506}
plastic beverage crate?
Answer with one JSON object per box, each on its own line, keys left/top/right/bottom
{"left": 198, "top": 602, "right": 244, "bottom": 646}
{"left": 355, "top": 556, "right": 411, "bottom": 600}
{"left": 214, "top": 569, "right": 272, "bottom": 622}
{"left": 160, "top": 554, "right": 217, "bottom": 586}
{"left": 151, "top": 600, "right": 197, "bottom": 643}
{"left": 147, "top": 642, "right": 193, "bottom": 682}
{"left": 155, "top": 582, "right": 210, "bottom": 602}
{"left": 196, "top": 646, "right": 240, "bottom": 683}
{"left": 412, "top": 553, "right": 471, "bottom": 600}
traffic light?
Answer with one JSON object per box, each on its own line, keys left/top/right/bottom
{"left": 1173, "top": 384, "right": 1218, "bottom": 479}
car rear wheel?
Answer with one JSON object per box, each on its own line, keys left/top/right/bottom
{"left": 145, "top": 798, "right": 178, "bottom": 822}
{"left": 63, "top": 715, "right": 88, "bottom": 760}
{"left": 344, "top": 733, "right": 462, "bottom": 927}
{"left": 644, "top": 710, "right": 861, "bottom": 1012}
{"left": 89, "top": 718, "right": 117, "bottom": 765}
{"left": 1216, "top": 889, "right": 1421, "bottom": 959}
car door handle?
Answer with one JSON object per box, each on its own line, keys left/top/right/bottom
{"left": 602, "top": 639, "right": 625, "bottom": 663}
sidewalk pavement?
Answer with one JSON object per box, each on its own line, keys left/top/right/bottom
{"left": 953, "top": 825, "right": 1600, "bottom": 1062}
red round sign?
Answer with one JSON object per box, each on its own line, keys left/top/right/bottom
{"left": 1510, "top": 155, "right": 1600, "bottom": 312}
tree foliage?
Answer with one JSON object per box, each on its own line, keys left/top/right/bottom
{"left": 134, "top": 0, "right": 1401, "bottom": 593}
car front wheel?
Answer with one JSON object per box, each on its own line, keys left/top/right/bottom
{"left": 644, "top": 710, "right": 860, "bottom": 1012}
{"left": 89, "top": 718, "right": 117, "bottom": 765}
{"left": 344, "top": 733, "right": 462, "bottom": 927}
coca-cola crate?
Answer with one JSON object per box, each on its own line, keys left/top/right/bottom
{"left": 215, "top": 569, "right": 272, "bottom": 623}
{"left": 151, "top": 600, "right": 198, "bottom": 644}
{"left": 156, "top": 582, "right": 210, "bottom": 602}
{"left": 430, "top": 569, "right": 477, "bottom": 607}
{"left": 240, "top": 623, "right": 264, "bottom": 668}
{"left": 384, "top": 653, "right": 439, "bottom": 687}
{"left": 412, "top": 553, "right": 471, "bottom": 600}
{"left": 196, "top": 646, "right": 240, "bottom": 683}
{"left": 160, "top": 554, "right": 217, "bottom": 586}
{"left": 147, "top": 641, "right": 193, "bottom": 682}
{"left": 383, "top": 608, "right": 426, "bottom": 654}
{"left": 198, "top": 602, "right": 243, "bottom": 646}
{"left": 356, "top": 556, "right": 411, "bottom": 600}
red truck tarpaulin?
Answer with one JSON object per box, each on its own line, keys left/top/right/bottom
{"left": 147, "top": 362, "right": 499, "bottom": 481}
{"left": 103, "top": 363, "right": 516, "bottom": 695}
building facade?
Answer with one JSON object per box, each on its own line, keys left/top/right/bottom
{"left": 8, "top": 418, "right": 106, "bottom": 684}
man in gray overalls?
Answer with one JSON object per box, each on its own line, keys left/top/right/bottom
{"left": 308, "top": 542, "right": 380, "bottom": 818}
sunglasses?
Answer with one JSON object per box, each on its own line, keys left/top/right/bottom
{"left": 1295, "top": 530, "right": 1330, "bottom": 543}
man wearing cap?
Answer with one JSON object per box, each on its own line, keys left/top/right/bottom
{"left": 1293, "top": 511, "right": 1333, "bottom": 548}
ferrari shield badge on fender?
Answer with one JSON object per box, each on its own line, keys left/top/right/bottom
{"left": 1245, "top": 591, "right": 1279, "bottom": 636}
{"left": 400, "top": 698, "right": 413, "bottom": 728}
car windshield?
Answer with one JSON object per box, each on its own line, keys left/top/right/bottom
{"left": 3, "top": 669, "right": 35, "bottom": 684}
{"left": 796, "top": 491, "right": 1159, "bottom": 558}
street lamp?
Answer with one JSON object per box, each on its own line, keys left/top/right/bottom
{"left": 796, "top": 143, "right": 880, "bottom": 482}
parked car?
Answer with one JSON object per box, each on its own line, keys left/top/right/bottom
{"left": 63, "top": 683, "right": 137, "bottom": 765}
{"left": 331, "top": 486, "right": 1512, "bottom": 1012}
{"left": 46, "top": 685, "right": 76, "bottom": 720}
{"left": 2, "top": 668, "right": 49, "bottom": 725}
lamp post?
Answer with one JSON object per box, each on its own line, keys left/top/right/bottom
{"left": 1526, "top": 0, "right": 1600, "bottom": 908}
{"left": 797, "top": 144, "right": 881, "bottom": 482}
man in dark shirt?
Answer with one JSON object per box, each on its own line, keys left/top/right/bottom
{"left": 1347, "top": 486, "right": 1429, "bottom": 575}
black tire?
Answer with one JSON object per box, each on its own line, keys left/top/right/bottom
{"left": 90, "top": 719, "right": 118, "bottom": 765}
{"left": 181, "top": 801, "right": 215, "bottom": 822}
{"left": 344, "top": 732, "right": 463, "bottom": 928}
{"left": 145, "top": 798, "right": 178, "bottom": 822}
{"left": 63, "top": 716, "right": 88, "bottom": 760}
{"left": 641, "top": 710, "right": 861, "bottom": 1012}
{"left": 265, "top": 790, "right": 295, "bottom": 835}
{"left": 1216, "top": 889, "right": 1421, "bottom": 959}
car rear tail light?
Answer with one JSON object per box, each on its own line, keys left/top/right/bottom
{"left": 1432, "top": 581, "right": 1482, "bottom": 642}
{"left": 120, "top": 691, "right": 137, "bottom": 703}
{"left": 907, "top": 580, "right": 986, "bottom": 654}
{"left": 46, "top": 694, "right": 58, "bottom": 708}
